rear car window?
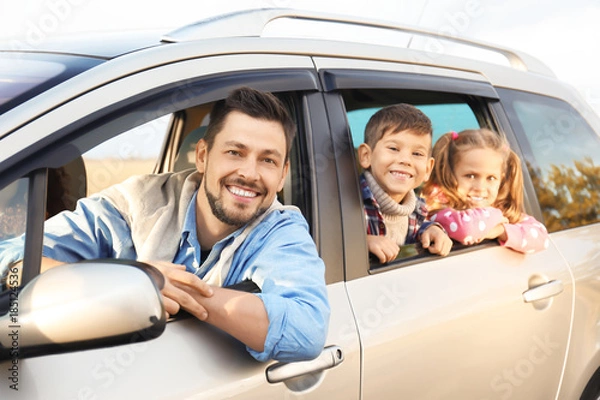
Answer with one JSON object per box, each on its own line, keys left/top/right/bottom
{"left": 499, "top": 89, "right": 600, "bottom": 232}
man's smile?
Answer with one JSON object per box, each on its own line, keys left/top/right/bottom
{"left": 227, "top": 185, "right": 259, "bottom": 198}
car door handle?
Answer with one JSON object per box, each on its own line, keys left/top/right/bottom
{"left": 522, "top": 280, "right": 564, "bottom": 303}
{"left": 266, "top": 345, "right": 344, "bottom": 383}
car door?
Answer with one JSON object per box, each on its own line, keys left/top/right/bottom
{"left": 0, "top": 51, "right": 359, "bottom": 399}
{"left": 316, "top": 58, "right": 574, "bottom": 399}
{"left": 496, "top": 88, "right": 600, "bottom": 398}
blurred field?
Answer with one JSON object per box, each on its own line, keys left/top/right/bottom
{"left": 84, "top": 158, "right": 157, "bottom": 195}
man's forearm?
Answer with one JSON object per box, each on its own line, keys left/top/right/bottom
{"left": 2, "top": 257, "right": 64, "bottom": 288}
{"left": 195, "top": 287, "right": 269, "bottom": 352}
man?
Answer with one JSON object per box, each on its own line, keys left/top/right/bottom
{"left": 0, "top": 87, "right": 330, "bottom": 362}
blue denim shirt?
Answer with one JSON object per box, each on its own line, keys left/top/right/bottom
{"left": 0, "top": 192, "right": 330, "bottom": 362}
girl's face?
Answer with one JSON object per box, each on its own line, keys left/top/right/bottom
{"left": 453, "top": 147, "right": 504, "bottom": 208}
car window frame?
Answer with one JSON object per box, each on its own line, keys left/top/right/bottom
{"left": 1, "top": 60, "right": 325, "bottom": 290}
{"left": 320, "top": 69, "right": 507, "bottom": 280}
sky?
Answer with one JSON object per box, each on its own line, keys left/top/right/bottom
{"left": 0, "top": 0, "right": 599, "bottom": 116}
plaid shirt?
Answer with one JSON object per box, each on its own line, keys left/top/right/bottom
{"left": 360, "top": 173, "right": 430, "bottom": 244}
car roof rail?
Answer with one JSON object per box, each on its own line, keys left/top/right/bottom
{"left": 161, "top": 8, "right": 554, "bottom": 77}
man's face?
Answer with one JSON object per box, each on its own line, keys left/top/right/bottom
{"left": 196, "top": 111, "right": 289, "bottom": 228}
{"left": 358, "top": 129, "right": 434, "bottom": 203}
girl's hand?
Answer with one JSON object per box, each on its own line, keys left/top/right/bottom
{"left": 367, "top": 235, "right": 400, "bottom": 264}
{"left": 483, "top": 217, "right": 509, "bottom": 241}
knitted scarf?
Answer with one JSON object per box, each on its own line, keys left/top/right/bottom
{"left": 364, "top": 170, "right": 417, "bottom": 245}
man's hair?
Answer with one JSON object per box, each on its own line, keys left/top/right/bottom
{"left": 363, "top": 103, "right": 432, "bottom": 150}
{"left": 204, "top": 87, "right": 296, "bottom": 161}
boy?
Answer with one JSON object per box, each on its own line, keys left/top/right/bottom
{"left": 357, "top": 104, "right": 452, "bottom": 263}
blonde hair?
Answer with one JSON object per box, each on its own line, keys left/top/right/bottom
{"left": 422, "top": 128, "right": 524, "bottom": 223}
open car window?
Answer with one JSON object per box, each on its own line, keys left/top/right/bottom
{"left": 341, "top": 88, "right": 484, "bottom": 266}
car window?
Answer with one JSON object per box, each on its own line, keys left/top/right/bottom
{"left": 0, "top": 53, "right": 102, "bottom": 115}
{"left": 40, "top": 116, "right": 170, "bottom": 222}
{"left": 83, "top": 115, "right": 170, "bottom": 196}
{"left": 0, "top": 178, "right": 28, "bottom": 289}
{"left": 499, "top": 89, "right": 600, "bottom": 232}
{"left": 1, "top": 66, "right": 321, "bottom": 292}
{"left": 348, "top": 103, "right": 479, "bottom": 147}
{"left": 341, "top": 89, "right": 482, "bottom": 265}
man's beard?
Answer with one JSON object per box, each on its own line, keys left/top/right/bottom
{"left": 205, "top": 179, "right": 269, "bottom": 227}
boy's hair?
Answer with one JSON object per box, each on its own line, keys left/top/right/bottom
{"left": 422, "top": 128, "right": 525, "bottom": 223}
{"left": 204, "top": 86, "right": 296, "bottom": 161}
{"left": 363, "top": 104, "right": 432, "bottom": 150}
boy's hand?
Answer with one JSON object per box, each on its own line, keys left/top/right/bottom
{"left": 421, "top": 224, "right": 452, "bottom": 256}
{"left": 367, "top": 235, "right": 400, "bottom": 264}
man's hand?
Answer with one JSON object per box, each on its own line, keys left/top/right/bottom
{"left": 421, "top": 224, "right": 452, "bottom": 256}
{"left": 144, "top": 260, "right": 214, "bottom": 320}
{"left": 367, "top": 235, "right": 400, "bottom": 264}
{"left": 144, "top": 260, "right": 269, "bottom": 352}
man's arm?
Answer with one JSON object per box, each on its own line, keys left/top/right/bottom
{"left": 192, "top": 286, "right": 269, "bottom": 352}
{"left": 149, "top": 260, "right": 268, "bottom": 352}
{"left": 153, "top": 212, "right": 330, "bottom": 363}
{"left": 2, "top": 257, "right": 65, "bottom": 288}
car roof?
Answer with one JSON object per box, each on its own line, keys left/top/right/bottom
{"left": 0, "top": 8, "right": 556, "bottom": 75}
{"left": 2, "top": 8, "right": 586, "bottom": 138}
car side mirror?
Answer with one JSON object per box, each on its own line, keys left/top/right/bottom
{"left": 0, "top": 260, "right": 166, "bottom": 360}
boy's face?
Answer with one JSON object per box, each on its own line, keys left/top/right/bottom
{"left": 358, "top": 129, "right": 434, "bottom": 203}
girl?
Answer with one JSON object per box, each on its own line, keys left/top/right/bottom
{"left": 421, "top": 128, "right": 549, "bottom": 254}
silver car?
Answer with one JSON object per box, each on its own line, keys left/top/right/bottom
{"left": 1, "top": 8, "right": 600, "bottom": 400}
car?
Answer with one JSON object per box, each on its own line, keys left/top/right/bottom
{"left": 1, "top": 7, "right": 600, "bottom": 400}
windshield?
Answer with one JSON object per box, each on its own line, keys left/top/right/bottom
{"left": 0, "top": 52, "right": 103, "bottom": 115}
{"left": 0, "top": 58, "right": 66, "bottom": 106}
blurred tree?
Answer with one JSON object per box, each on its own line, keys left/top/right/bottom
{"left": 528, "top": 157, "right": 600, "bottom": 232}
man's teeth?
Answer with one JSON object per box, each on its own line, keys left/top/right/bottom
{"left": 229, "top": 186, "right": 257, "bottom": 198}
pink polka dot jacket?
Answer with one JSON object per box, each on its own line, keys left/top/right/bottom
{"left": 429, "top": 207, "right": 549, "bottom": 254}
